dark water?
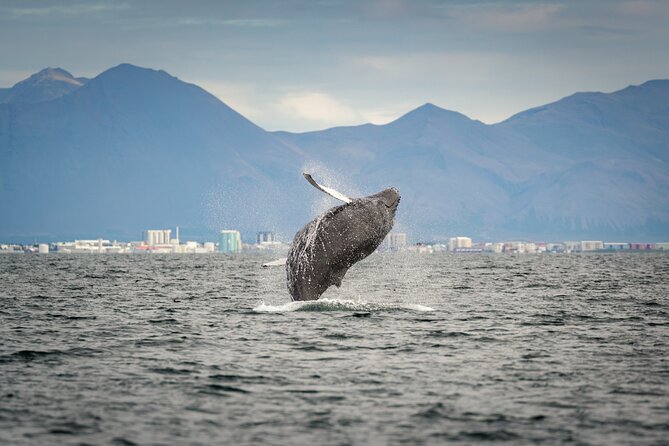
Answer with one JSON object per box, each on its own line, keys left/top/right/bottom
{"left": 1, "top": 253, "right": 668, "bottom": 445}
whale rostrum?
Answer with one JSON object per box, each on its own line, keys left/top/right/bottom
{"left": 286, "top": 173, "right": 400, "bottom": 301}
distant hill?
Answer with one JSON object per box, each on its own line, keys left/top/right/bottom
{"left": 0, "top": 64, "right": 307, "bottom": 242}
{"left": 277, "top": 80, "right": 669, "bottom": 241}
{"left": 0, "top": 67, "right": 88, "bottom": 104}
{"left": 494, "top": 80, "right": 669, "bottom": 239}
{"left": 0, "top": 64, "right": 667, "bottom": 242}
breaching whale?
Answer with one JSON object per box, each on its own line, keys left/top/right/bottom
{"left": 286, "top": 173, "right": 400, "bottom": 301}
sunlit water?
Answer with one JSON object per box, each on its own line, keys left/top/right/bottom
{"left": 1, "top": 253, "right": 668, "bottom": 445}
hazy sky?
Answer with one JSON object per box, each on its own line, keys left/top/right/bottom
{"left": 1, "top": 0, "right": 668, "bottom": 131}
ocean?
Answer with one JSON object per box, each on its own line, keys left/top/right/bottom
{"left": 1, "top": 253, "right": 668, "bottom": 445}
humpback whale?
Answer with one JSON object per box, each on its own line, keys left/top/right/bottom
{"left": 286, "top": 173, "right": 400, "bottom": 301}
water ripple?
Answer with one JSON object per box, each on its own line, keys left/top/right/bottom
{"left": 0, "top": 253, "right": 667, "bottom": 445}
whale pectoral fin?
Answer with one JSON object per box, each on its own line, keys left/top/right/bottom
{"left": 330, "top": 268, "right": 348, "bottom": 288}
{"left": 303, "top": 173, "right": 353, "bottom": 204}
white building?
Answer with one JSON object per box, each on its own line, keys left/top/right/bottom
{"left": 448, "top": 237, "right": 472, "bottom": 252}
{"left": 382, "top": 232, "right": 407, "bottom": 251}
{"left": 563, "top": 241, "right": 581, "bottom": 253}
{"left": 146, "top": 229, "right": 172, "bottom": 246}
{"left": 581, "top": 241, "right": 604, "bottom": 251}
{"left": 546, "top": 243, "right": 564, "bottom": 253}
{"left": 484, "top": 242, "right": 504, "bottom": 253}
{"left": 0, "top": 244, "right": 24, "bottom": 253}
{"left": 407, "top": 244, "right": 433, "bottom": 254}
{"left": 503, "top": 241, "right": 525, "bottom": 253}
{"left": 256, "top": 231, "right": 275, "bottom": 244}
{"left": 55, "top": 239, "right": 124, "bottom": 253}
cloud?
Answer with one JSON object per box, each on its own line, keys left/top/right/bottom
{"left": 353, "top": 51, "right": 507, "bottom": 84}
{"left": 614, "top": 0, "right": 669, "bottom": 17}
{"left": 448, "top": 3, "right": 564, "bottom": 32}
{"left": 276, "top": 92, "right": 360, "bottom": 126}
{"left": 6, "top": 3, "right": 128, "bottom": 19}
{"left": 195, "top": 80, "right": 265, "bottom": 121}
{"left": 172, "top": 18, "right": 284, "bottom": 27}
{"left": 359, "top": 108, "right": 405, "bottom": 125}
{"left": 196, "top": 83, "right": 373, "bottom": 131}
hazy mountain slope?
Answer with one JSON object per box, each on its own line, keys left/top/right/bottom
{"left": 495, "top": 80, "right": 669, "bottom": 237}
{"left": 278, "top": 81, "right": 669, "bottom": 240}
{"left": 277, "top": 105, "right": 554, "bottom": 240}
{"left": 501, "top": 80, "right": 669, "bottom": 162}
{"left": 1, "top": 65, "right": 667, "bottom": 242}
{"left": 0, "top": 68, "right": 87, "bottom": 104}
{"left": 0, "top": 64, "right": 307, "bottom": 242}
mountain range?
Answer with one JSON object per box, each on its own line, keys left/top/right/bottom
{"left": 0, "top": 64, "right": 667, "bottom": 243}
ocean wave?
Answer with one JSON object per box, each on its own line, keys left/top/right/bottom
{"left": 253, "top": 298, "right": 434, "bottom": 313}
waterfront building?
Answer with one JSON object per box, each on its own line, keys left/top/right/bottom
{"left": 431, "top": 243, "right": 448, "bottom": 252}
{"left": 489, "top": 242, "right": 504, "bottom": 253}
{"left": 501, "top": 241, "right": 525, "bottom": 253}
{"left": 219, "top": 230, "right": 242, "bottom": 253}
{"left": 564, "top": 241, "right": 581, "bottom": 253}
{"left": 382, "top": 232, "right": 407, "bottom": 251}
{"left": 184, "top": 241, "right": 199, "bottom": 250}
{"left": 256, "top": 231, "right": 275, "bottom": 244}
{"left": 448, "top": 237, "right": 472, "bottom": 252}
{"left": 545, "top": 243, "right": 564, "bottom": 253}
{"left": 581, "top": 241, "right": 604, "bottom": 252}
{"left": 0, "top": 244, "right": 24, "bottom": 254}
{"left": 407, "top": 243, "right": 433, "bottom": 254}
{"left": 243, "top": 241, "right": 290, "bottom": 253}
{"left": 146, "top": 229, "right": 172, "bottom": 246}
{"left": 604, "top": 242, "right": 628, "bottom": 250}
{"left": 55, "top": 239, "right": 116, "bottom": 253}
{"left": 629, "top": 243, "right": 655, "bottom": 250}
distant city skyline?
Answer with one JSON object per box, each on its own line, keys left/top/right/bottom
{"left": 3, "top": 232, "right": 668, "bottom": 254}
{"left": 1, "top": 0, "right": 668, "bottom": 131}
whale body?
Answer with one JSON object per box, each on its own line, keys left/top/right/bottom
{"left": 286, "top": 175, "right": 400, "bottom": 301}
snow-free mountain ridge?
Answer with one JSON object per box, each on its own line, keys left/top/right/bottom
{"left": 0, "top": 64, "right": 667, "bottom": 242}
{"left": 0, "top": 67, "right": 88, "bottom": 104}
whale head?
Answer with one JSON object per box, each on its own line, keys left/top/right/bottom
{"left": 369, "top": 187, "right": 401, "bottom": 216}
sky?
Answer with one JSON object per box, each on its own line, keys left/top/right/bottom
{"left": 1, "top": 0, "right": 668, "bottom": 132}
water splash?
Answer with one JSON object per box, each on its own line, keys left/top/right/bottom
{"left": 302, "top": 161, "right": 361, "bottom": 216}
{"left": 296, "top": 214, "right": 324, "bottom": 267}
{"left": 253, "top": 297, "right": 435, "bottom": 313}
{"left": 203, "top": 179, "right": 299, "bottom": 242}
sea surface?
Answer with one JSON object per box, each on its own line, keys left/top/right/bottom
{"left": 1, "top": 253, "right": 668, "bottom": 445}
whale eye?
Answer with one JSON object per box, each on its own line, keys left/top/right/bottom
{"left": 379, "top": 196, "right": 395, "bottom": 207}
{"left": 378, "top": 192, "right": 399, "bottom": 208}
{"left": 369, "top": 188, "right": 400, "bottom": 208}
